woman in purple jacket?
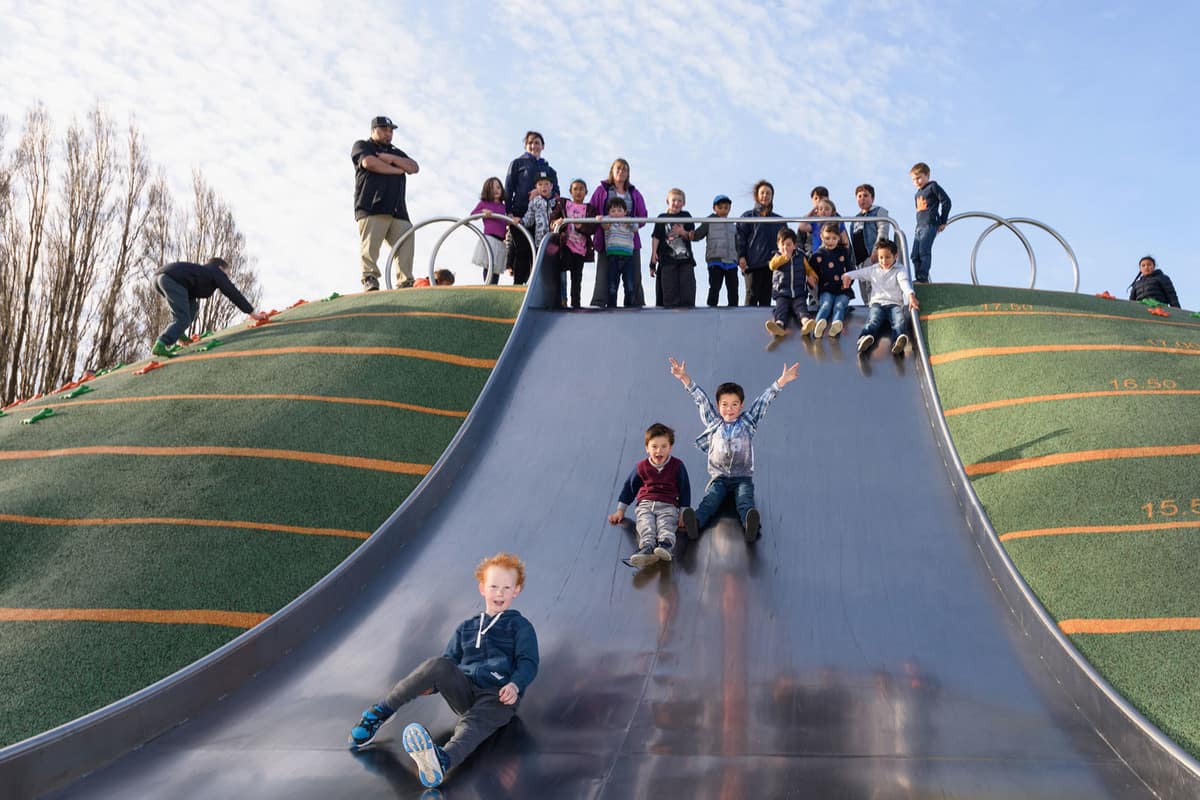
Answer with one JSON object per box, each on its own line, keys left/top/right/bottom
{"left": 587, "top": 158, "right": 649, "bottom": 308}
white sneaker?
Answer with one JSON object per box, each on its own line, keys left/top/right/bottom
{"left": 857, "top": 335, "right": 874, "bottom": 355}
{"left": 800, "top": 318, "right": 815, "bottom": 337}
{"left": 829, "top": 319, "right": 843, "bottom": 337}
{"left": 813, "top": 318, "right": 827, "bottom": 339}
{"left": 891, "top": 334, "right": 909, "bottom": 355}
{"left": 765, "top": 319, "right": 786, "bottom": 337}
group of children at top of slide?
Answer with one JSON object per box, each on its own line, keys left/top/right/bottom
{"left": 469, "top": 162, "right": 952, "bottom": 324}
{"left": 347, "top": 353, "right": 802, "bottom": 789}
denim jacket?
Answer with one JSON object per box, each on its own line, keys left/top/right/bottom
{"left": 686, "top": 380, "right": 781, "bottom": 478}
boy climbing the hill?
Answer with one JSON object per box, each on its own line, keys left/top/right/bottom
{"left": 669, "top": 357, "right": 799, "bottom": 541}
{"left": 348, "top": 553, "right": 538, "bottom": 789}
{"left": 151, "top": 257, "right": 268, "bottom": 357}
{"left": 607, "top": 422, "right": 698, "bottom": 568}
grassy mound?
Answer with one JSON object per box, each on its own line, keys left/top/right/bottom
{"left": 920, "top": 282, "right": 1200, "bottom": 757}
{"left": 0, "top": 286, "right": 524, "bottom": 747}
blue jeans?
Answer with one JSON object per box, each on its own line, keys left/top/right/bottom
{"left": 910, "top": 224, "right": 937, "bottom": 281}
{"left": 695, "top": 476, "right": 755, "bottom": 529}
{"left": 862, "top": 303, "right": 908, "bottom": 339}
{"left": 606, "top": 253, "right": 637, "bottom": 308}
{"left": 816, "top": 292, "right": 851, "bottom": 324}
{"left": 155, "top": 274, "right": 198, "bottom": 345}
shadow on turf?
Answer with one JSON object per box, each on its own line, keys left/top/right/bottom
{"left": 977, "top": 428, "right": 1072, "bottom": 465}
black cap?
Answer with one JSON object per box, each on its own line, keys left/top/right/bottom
{"left": 371, "top": 116, "right": 396, "bottom": 129}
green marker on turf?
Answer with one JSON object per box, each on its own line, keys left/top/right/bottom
{"left": 21, "top": 408, "right": 55, "bottom": 424}
{"left": 198, "top": 339, "right": 224, "bottom": 352}
{"left": 323, "top": 292, "right": 341, "bottom": 301}
{"left": 66, "top": 385, "right": 93, "bottom": 399}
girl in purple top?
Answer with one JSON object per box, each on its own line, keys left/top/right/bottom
{"left": 471, "top": 177, "right": 509, "bottom": 285}
{"left": 587, "top": 158, "right": 649, "bottom": 308}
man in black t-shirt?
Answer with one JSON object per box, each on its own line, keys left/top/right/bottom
{"left": 351, "top": 116, "right": 420, "bottom": 290}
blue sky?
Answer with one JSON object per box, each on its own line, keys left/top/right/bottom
{"left": 1, "top": 1, "right": 1196, "bottom": 311}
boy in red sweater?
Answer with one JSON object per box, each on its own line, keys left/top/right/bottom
{"left": 607, "top": 422, "right": 698, "bottom": 568}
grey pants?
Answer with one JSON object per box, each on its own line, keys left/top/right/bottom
{"left": 383, "top": 656, "right": 516, "bottom": 768}
{"left": 635, "top": 500, "right": 678, "bottom": 549}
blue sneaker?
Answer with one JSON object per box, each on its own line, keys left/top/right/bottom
{"left": 403, "top": 722, "right": 450, "bottom": 787}
{"left": 348, "top": 704, "right": 392, "bottom": 750}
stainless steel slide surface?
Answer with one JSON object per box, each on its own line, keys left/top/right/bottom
{"left": 44, "top": 308, "right": 1173, "bottom": 798}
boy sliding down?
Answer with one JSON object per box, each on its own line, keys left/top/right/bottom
{"left": 348, "top": 553, "right": 538, "bottom": 789}
{"left": 608, "top": 423, "right": 698, "bottom": 568}
{"left": 841, "top": 239, "right": 920, "bottom": 356}
{"left": 669, "top": 357, "right": 799, "bottom": 541}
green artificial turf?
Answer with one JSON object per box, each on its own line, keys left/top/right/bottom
{"left": 919, "top": 282, "right": 1200, "bottom": 761}
{"left": 0, "top": 286, "right": 524, "bottom": 747}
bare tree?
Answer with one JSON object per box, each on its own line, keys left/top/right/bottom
{"left": 3, "top": 105, "right": 51, "bottom": 402}
{"left": 40, "top": 107, "right": 116, "bottom": 391}
{"left": 180, "top": 170, "right": 260, "bottom": 335}
{"left": 89, "top": 120, "right": 151, "bottom": 370}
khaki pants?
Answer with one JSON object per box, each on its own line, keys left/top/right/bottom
{"left": 358, "top": 215, "right": 414, "bottom": 282}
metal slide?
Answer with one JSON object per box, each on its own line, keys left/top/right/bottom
{"left": 27, "top": 306, "right": 1200, "bottom": 799}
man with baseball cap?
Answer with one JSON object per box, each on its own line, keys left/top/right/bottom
{"left": 351, "top": 116, "right": 420, "bottom": 290}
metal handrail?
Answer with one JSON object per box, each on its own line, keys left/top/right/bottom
{"left": 427, "top": 213, "right": 536, "bottom": 285}
{"left": 944, "top": 212, "right": 1038, "bottom": 289}
{"left": 973, "top": 217, "right": 1080, "bottom": 292}
{"left": 523, "top": 215, "right": 911, "bottom": 310}
{"left": 382, "top": 216, "right": 491, "bottom": 289}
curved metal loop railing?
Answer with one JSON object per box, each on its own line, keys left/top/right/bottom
{"left": 427, "top": 213, "right": 536, "bottom": 285}
{"left": 523, "top": 214, "right": 911, "bottom": 310}
{"left": 383, "top": 216, "right": 491, "bottom": 289}
{"left": 972, "top": 217, "right": 1080, "bottom": 292}
{"left": 944, "top": 212, "right": 1038, "bottom": 289}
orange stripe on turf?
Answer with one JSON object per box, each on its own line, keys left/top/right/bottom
{"left": 966, "top": 444, "right": 1200, "bottom": 476}
{"left": 17, "top": 393, "right": 468, "bottom": 418}
{"left": 1001, "top": 520, "right": 1200, "bottom": 542}
{"left": 1060, "top": 617, "right": 1200, "bottom": 635}
{"left": 0, "top": 446, "right": 431, "bottom": 475}
{"left": 944, "top": 389, "right": 1200, "bottom": 417}
{"left": 272, "top": 310, "right": 516, "bottom": 327}
{"left": 930, "top": 344, "right": 1200, "bottom": 366}
{"left": 0, "top": 608, "right": 269, "bottom": 629}
{"left": 0, "top": 513, "right": 369, "bottom": 540}
{"left": 923, "top": 309, "right": 1200, "bottom": 329}
{"left": 184, "top": 345, "right": 495, "bottom": 368}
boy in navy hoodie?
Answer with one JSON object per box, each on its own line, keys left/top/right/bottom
{"left": 348, "top": 553, "right": 539, "bottom": 789}
{"left": 909, "top": 162, "right": 952, "bottom": 283}
{"left": 765, "top": 228, "right": 817, "bottom": 339}
{"left": 608, "top": 422, "right": 697, "bottom": 568}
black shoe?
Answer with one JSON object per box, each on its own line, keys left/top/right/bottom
{"left": 681, "top": 507, "right": 699, "bottom": 540}
{"left": 743, "top": 508, "right": 761, "bottom": 542}
{"left": 625, "top": 545, "right": 658, "bottom": 569}
{"left": 362, "top": 275, "right": 380, "bottom": 292}
{"left": 654, "top": 539, "right": 675, "bottom": 563}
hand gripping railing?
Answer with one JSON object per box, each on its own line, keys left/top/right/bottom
{"left": 427, "top": 213, "right": 537, "bottom": 285}
{"left": 522, "top": 214, "right": 912, "bottom": 311}
{"left": 382, "top": 216, "right": 493, "bottom": 289}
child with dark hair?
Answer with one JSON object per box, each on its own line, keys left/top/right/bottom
{"left": 842, "top": 239, "right": 920, "bottom": 356}
{"left": 809, "top": 222, "right": 856, "bottom": 338}
{"left": 603, "top": 196, "right": 638, "bottom": 308}
{"left": 608, "top": 422, "right": 696, "bottom": 568}
{"left": 549, "top": 179, "right": 597, "bottom": 309}
{"left": 910, "top": 162, "right": 952, "bottom": 283}
{"left": 151, "top": 257, "right": 267, "bottom": 358}
{"left": 471, "top": 177, "right": 508, "bottom": 284}
{"left": 765, "top": 228, "right": 817, "bottom": 339}
{"left": 668, "top": 356, "right": 799, "bottom": 542}
{"left": 1128, "top": 255, "right": 1180, "bottom": 308}
{"left": 347, "top": 553, "right": 539, "bottom": 789}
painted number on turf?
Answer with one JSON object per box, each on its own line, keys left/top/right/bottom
{"left": 1146, "top": 339, "right": 1200, "bottom": 349}
{"left": 981, "top": 303, "right": 1034, "bottom": 311}
{"left": 1109, "top": 378, "right": 1179, "bottom": 390}
{"left": 1142, "top": 499, "right": 1200, "bottom": 519}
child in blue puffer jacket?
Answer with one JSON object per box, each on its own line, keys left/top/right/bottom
{"left": 347, "top": 553, "right": 539, "bottom": 789}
